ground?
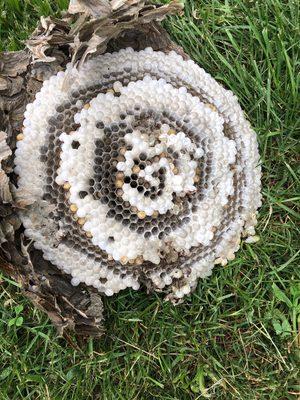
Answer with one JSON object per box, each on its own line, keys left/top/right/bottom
{"left": 0, "top": 0, "right": 299, "bottom": 399}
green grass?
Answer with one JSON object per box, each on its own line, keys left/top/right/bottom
{"left": 0, "top": 0, "right": 299, "bottom": 398}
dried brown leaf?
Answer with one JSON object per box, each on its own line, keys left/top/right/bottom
{"left": 0, "top": 51, "right": 30, "bottom": 77}
{"left": 0, "top": 131, "right": 12, "bottom": 162}
{"left": 26, "top": 0, "right": 183, "bottom": 67}
{"left": 69, "top": 0, "right": 112, "bottom": 16}
{"left": 0, "top": 131, "right": 12, "bottom": 203}
{"left": 0, "top": 172, "right": 12, "bottom": 204}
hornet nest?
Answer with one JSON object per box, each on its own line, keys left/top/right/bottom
{"left": 0, "top": 0, "right": 261, "bottom": 338}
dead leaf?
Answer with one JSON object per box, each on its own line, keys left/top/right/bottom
{"left": 68, "top": 0, "right": 112, "bottom": 16}
{"left": 26, "top": 0, "right": 183, "bottom": 67}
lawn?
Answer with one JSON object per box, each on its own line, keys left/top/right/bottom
{"left": 0, "top": 0, "right": 299, "bottom": 399}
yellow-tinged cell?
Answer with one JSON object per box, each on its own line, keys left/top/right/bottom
{"left": 132, "top": 165, "right": 140, "bottom": 174}
{"left": 207, "top": 103, "right": 217, "bottom": 112}
{"left": 120, "top": 256, "right": 128, "bottom": 265}
{"left": 63, "top": 182, "right": 71, "bottom": 190}
{"left": 70, "top": 204, "right": 78, "bottom": 212}
{"left": 115, "top": 179, "right": 124, "bottom": 188}
{"left": 152, "top": 210, "right": 159, "bottom": 218}
{"left": 137, "top": 211, "right": 146, "bottom": 219}
{"left": 135, "top": 256, "right": 143, "bottom": 265}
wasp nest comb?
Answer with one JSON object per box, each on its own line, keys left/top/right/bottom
{"left": 15, "top": 47, "right": 261, "bottom": 301}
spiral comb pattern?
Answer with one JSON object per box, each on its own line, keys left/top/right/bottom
{"left": 15, "top": 48, "right": 261, "bottom": 299}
